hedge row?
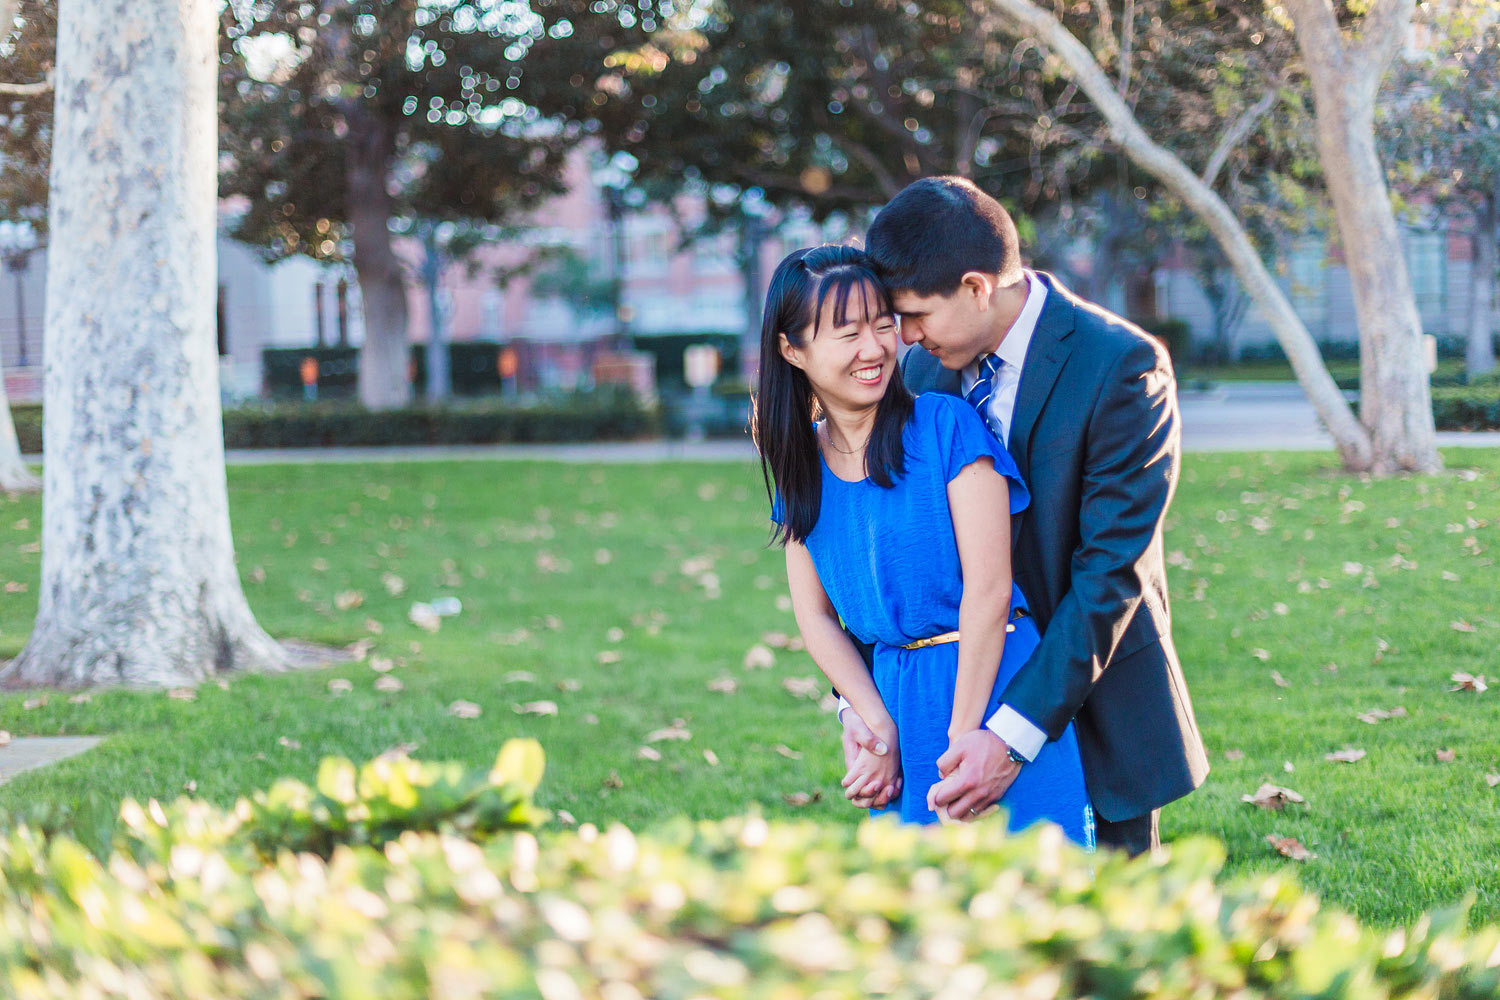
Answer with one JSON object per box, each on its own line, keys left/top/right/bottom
{"left": 8, "top": 392, "right": 657, "bottom": 451}
{"left": 1433, "top": 383, "right": 1500, "bottom": 430}
{"left": 4, "top": 741, "right": 1500, "bottom": 998}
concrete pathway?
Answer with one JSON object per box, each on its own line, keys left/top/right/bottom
{"left": 19, "top": 384, "right": 1500, "bottom": 466}
{"left": 0, "top": 736, "right": 102, "bottom": 785}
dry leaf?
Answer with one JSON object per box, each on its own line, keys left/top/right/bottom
{"left": 774, "top": 594, "right": 793, "bottom": 612}
{"left": 377, "top": 742, "right": 420, "bottom": 761}
{"left": 1241, "top": 783, "right": 1306, "bottom": 810}
{"left": 1224, "top": 749, "right": 1245, "bottom": 762}
{"left": 605, "top": 627, "right": 625, "bottom": 643}
{"left": 335, "top": 591, "right": 365, "bottom": 611}
{"left": 596, "top": 650, "right": 622, "bottom": 665}
{"left": 183, "top": 779, "right": 197, "bottom": 793}
{"left": 703, "top": 749, "right": 720, "bottom": 766}
{"left": 370, "top": 656, "right": 395, "bottom": 673}
{"left": 382, "top": 573, "right": 406, "bottom": 597}
{"left": 603, "top": 770, "right": 623, "bottom": 789}
{"left": 774, "top": 744, "right": 803, "bottom": 760}
{"left": 743, "top": 644, "right": 776, "bottom": 670}
{"left": 1450, "top": 672, "right": 1488, "bottom": 693}
{"left": 1357, "top": 706, "right": 1409, "bottom": 724}
{"left": 645, "top": 720, "right": 692, "bottom": 743}
{"left": 1251, "top": 648, "right": 1271, "bottom": 662}
{"left": 503, "top": 670, "right": 535, "bottom": 684}
{"left": 345, "top": 638, "right": 374, "bottom": 661}
{"left": 1485, "top": 772, "right": 1500, "bottom": 788}
{"left": 22, "top": 696, "right": 46, "bottom": 710}
{"left": 167, "top": 688, "right": 196, "bottom": 702}
{"left": 1266, "top": 834, "right": 1316, "bottom": 861}
{"left": 1283, "top": 761, "right": 1295, "bottom": 773}
{"left": 1442, "top": 570, "right": 1461, "bottom": 582}
{"left": 761, "top": 631, "right": 792, "bottom": 648}
{"left": 448, "top": 700, "right": 482, "bottom": 719}
{"left": 636, "top": 746, "right": 662, "bottom": 761}
{"left": 782, "top": 676, "right": 821, "bottom": 699}
{"left": 408, "top": 603, "right": 441, "bottom": 632}
{"left": 1436, "top": 748, "right": 1457, "bottom": 762}
{"left": 67, "top": 693, "right": 92, "bottom": 704}
{"left": 327, "top": 678, "right": 353, "bottom": 695}
{"left": 278, "top": 736, "right": 302, "bottom": 750}
{"left": 1450, "top": 620, "right": 1477, "bottom": 633}
{"left": 375, "top": 676, "right": 404, "bottom": 693}
{"left": 514, "top": 700, "right": 558, "bottom": 716}
{"left": 1270, "top": 670, "right": 1289, "bottom": 688}
{"left": 707, "top": 675, "right": 738, "bottom": 694}
{"left": 594, "top": 548, "right": 613, "bottom": 565}
{"left": 556, "top": 678, "right": 582, "bottom": 693}
{"left": 1324, "top": 748, "right": 1366, "bottom": 764}
{"left": 783, "top": 791, "right": 821, "bottom": 807}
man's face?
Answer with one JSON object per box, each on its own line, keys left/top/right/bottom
{"left": 889, "top": 287, "right": 989, "bottom": 371}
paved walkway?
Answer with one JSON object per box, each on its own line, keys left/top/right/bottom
{"left": 19, "top": 384, "right": 1500, "bottom": 466}
{"left": 0, "top": 736, "right": 102, "bottom": 786}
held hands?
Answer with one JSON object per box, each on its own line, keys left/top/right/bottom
{"left": 840, "top": 710, "right": 902, "bottom": 809}
{"left": 927, "top": 728, "right": 1021, "bottom": 823}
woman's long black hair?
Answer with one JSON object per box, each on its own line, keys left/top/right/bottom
{"left": 752, "top": 244, "right": 914, "bottom": 546}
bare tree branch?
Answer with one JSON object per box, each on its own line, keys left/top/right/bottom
{"left": 0, "top": 70, "right": 51, "bottom": 96}
{"left": 985, "top": 0, "right": 1373, "bottom": 469}
{"left": 1117, "top": 0, "right": 1134, "bottom": 97}
{"left": 1201, "top": 84, "right": 1281, "bottom": 188}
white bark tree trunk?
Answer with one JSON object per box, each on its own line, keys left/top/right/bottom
{"left": 1284, "top": 0, "right": 1441, "bottom": 474}
{"left": 348, "top": 108, "right": 412, "bottom": 410}
{"left": 0, "top": 380, "right": 38, "bottom": 491}
{"left": 1468, "top": 194, "right": 1498, "bottom": 378}
{"left": 987, "top": 0, "right": 1375, "bottom": 471}
{"left": 3, "top": 0, "right": 287, "bottom": 688}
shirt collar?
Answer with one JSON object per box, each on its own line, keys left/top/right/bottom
{"left": 993, "top": 269, "right": 1046, "bottom": 370}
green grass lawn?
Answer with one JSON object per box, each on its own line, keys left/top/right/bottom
{"left": 1, "top": 450, "right": 1498, "bottom": 927}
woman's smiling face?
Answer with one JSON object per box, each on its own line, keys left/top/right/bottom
{"left": 779, "top": 278, "right": 900, "bottom": 412}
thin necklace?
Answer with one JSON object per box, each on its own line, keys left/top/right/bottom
{"left": 823, "top": 426, "right": 867, "bottom": 455}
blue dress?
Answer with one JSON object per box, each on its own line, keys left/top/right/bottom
{"left": 777, "top": 393, "right": 1093, "bottom": 846}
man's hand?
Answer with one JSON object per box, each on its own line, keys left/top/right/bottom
{"left": 928, "top": 729, "right": 1021, "bottom": 821}
{"left": 840, "top": 710, "right": 901, "bottom": 809}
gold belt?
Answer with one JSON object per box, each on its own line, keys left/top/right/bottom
{"left": 900, "top": 608, "right": 1029, "bottom": 650}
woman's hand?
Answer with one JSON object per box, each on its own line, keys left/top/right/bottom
{"left": 842, "top": 734, "right": 902, "bottom": 809}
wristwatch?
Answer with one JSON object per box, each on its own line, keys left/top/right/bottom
{"left": 1006, "top": 745, "right": 1028, "bottom": 765}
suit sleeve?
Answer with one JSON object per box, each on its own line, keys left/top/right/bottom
{"left": 999, "top": 336, "right": 1180, "bottom": 739}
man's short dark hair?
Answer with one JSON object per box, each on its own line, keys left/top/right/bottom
{"left": 865, "top": 176, "right": 1022, "bottom": 295}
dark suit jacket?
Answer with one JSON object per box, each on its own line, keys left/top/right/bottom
{"left": 902, "top": 271, "right": 1208, "bottom": 821}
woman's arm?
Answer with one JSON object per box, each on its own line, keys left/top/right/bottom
{"left": 785, "top": 541, "right": 897, "bottom": 747}
{"left": 947, "top": 457, "right": 1013, "bottom": 740}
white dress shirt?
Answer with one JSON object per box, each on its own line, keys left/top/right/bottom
{"left": 839, "top": 270, "right": 1051, "bottom": 763}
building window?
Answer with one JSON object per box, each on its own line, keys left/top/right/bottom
{"left": 1287, "top": 238, "right": 1328, "bottom": 338}
{"left": 1404, "top": 229, "right": 1446, "bottom": 334}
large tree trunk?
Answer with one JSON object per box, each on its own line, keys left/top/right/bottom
{"left": 1285, "top": 0, "right": 1441, "bottom": 474}
{"left": 420, "top": 224, "right": 451, "bottom": 402}
{"left": 347, "top": 108, "right": 411, "bottom": 410}
{"left": 0, "top": 381, "right": 38, "bottom": 491}
{"left": 1468, "top": 193, "right": 1498, "bottom": 378}
{"left": 988, "top": 0, "right": 1374, "bottom": 471}
{"left": 3, "top": 0, "right": 286, "bottom": 688}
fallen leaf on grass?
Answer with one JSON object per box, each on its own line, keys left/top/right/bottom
{"left": 514, "top": 700, "right": 558, "bottom": 716}
{"left": 502, "top": 670, "right": 535, "bottom": 684}
{"left": 556, "top": 678, "right": 582, "bottom": 693}
{"left": 327, "top": 678, "right": 353, "bottom": 695}
{"left": 782, "top": 676, "right": 822, "bottom": 699}
{"left": 1251, "top": 648, "right": 1271, "bottom": 662}
{"left": 761, "top": 631, "right": 791, "bottom": 648}
{"left": 1486, "top": 772, "right": 1500, "bottom": 788}
{"left": 375, "top": 676, "right": 404, "bottom": 693}
{"left": 596, "top": 650, "right": 622, "bottom": 665}
{"left": 645, "top": 720, "right": 691, "bottom": 743}
{"left": 743, "top": 645, "right": 776, "bottom": 670}
{"left": 1266, "top": 834, "right": 1316, "bottom": 861}
{"left": 345, "top": 638, "right": 374, "bottom": 661}
{"left": 783, "top": 791, "right": 822, "bottom": 807}
{"left": 408, "top": 603, "right": 441, "bottom": 632}
{"left": 67, "top": 693, "right": 91, "bottom": 705}
{"left": 1283, "top": 761, "right": 1295, "bottom": 773}
{"left": 636, "top": 746, "right": 662, "bottom": 761}
{"left": 1224, "top": 749, "right": 1245, "bottom": 762}
{"left": 1450, "top": 672, "right": 1488, "bottom": 693}
{"left": 605, "top": 627, "right": 625, "bottom": 643}
{"left": 1451, "top": 620, "right": 1477, "bottom": 633}
{"left": 1442, "top": 570, "right": 1461, "bottom": 582}
{"left": 448, "top": 700, "right": 482, "bottom": 719}
{"left": 774, "top": 595, "right": 793, "bottom": 612}
{"left": 1270, "top": 670, "right": 1289, "bottom": 688}
{"left": 369, "top": 656, "right": 395, "bottom": 673}
{"left": 774, "top": 744, "right": 803, "bottom": 760}
{"left": 278, "top": 736, "right": 301, "bottom": 750}
{"left": 1242, "top": 783, "right": 1306, "bottom": 810}
{"left": 603, "top": 770, "right": 623, "bottom": 789}
{"left": 22, "top": 696, "right": 46, "bottom": 710}
{"left": 1357, "top": 706, "right": 1409, "bottom": 724}
{"left": 1324, "top": 748, "right": 1366, "bottom": 764}
{"left": 703, "top": 750, "right": 720, "bottom": 766}
{"left": 1436, "top": 748, "right": 1457, "bottom": 762}
{"left": 594, "top": 548, "right": 613, "bottom": 566}
{"left": 167, "top": 688, "right": 196, "bottom": 702}
{"left": 707, "top": 675, "right": 738, "bottom": 694}
{"left": 376, "top": 742, "right": 420, "bottom": 761}
{"left": 183, "top": 780, "right": 196, "bottom": 793}
{"left": 335, "top": 591, "right": 365, "bottom": 611}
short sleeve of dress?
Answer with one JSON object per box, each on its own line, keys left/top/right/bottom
{"left": 923, "top": 393, "right": 1030, "bottom": 516}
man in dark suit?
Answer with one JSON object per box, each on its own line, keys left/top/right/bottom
{"left": 838, "top": 177, "right": 1208, "bottom": 855}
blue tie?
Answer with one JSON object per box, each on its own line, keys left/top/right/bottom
{"left": 965, "top": 353, "right": 1004, "bottom": 436}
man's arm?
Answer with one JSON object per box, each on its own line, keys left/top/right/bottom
{"left": 998, "top": 336, "right": 1179, "bottom": 738}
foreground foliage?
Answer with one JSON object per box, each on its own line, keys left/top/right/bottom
{"left": 3, "top": 742, "right": 1500, "bottom": 998}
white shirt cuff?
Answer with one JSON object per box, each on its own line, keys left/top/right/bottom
{"left": 985, "top": 704, "right": 1047, "bottom": 761}
{"left": 836, "top": 696, "right": 852, "bottom": 723}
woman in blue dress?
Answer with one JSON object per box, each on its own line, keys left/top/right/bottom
{"left": 754, "top": 244, "right": 1093, "bottom": 847}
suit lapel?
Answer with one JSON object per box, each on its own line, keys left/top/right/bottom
{"left": 1007, "top": 272, "right": 1076, "bottom": 482}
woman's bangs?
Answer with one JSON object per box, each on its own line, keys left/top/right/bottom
{"left": 810, "top": 268, "right": 893, "bottom": 336}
